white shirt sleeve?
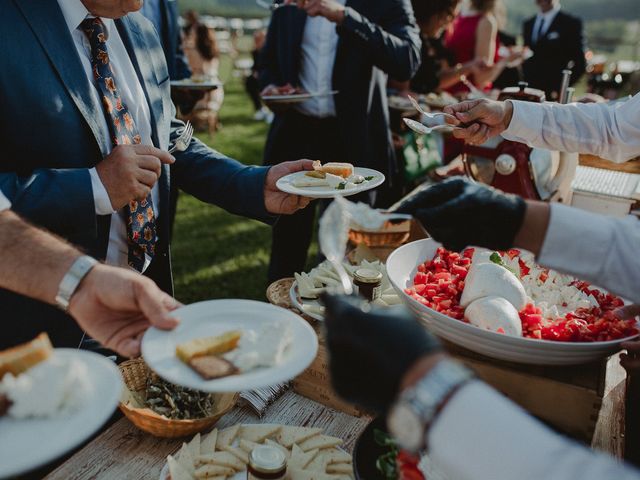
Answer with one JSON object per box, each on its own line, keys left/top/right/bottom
{"left": 503, "top": 93, "right": 640, "bottom": 163}
{"left": 88, "top": 167, "right": 116, "bottom": 215}
{"left": 0, "top": 190, "right": 10, "bottom": 212}
{"left": 428, "top": 381, "right": 640, "bottom": 480}
{"left": 537, "top": 203, "right": 640, "bottom": 304}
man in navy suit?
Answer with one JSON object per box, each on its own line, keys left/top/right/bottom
{"left": 522, "top": 0, "right": 586, "bottom": 100}
{"left": 0, "top": 0, "right": 311, "bottom": 349}
{"left": 259, "top": 0, "right": 421, "bottom": 282}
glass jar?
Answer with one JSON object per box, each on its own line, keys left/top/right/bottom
{"left": 353, "top": 268, "right": 383, "bottom": 301}
{"left": 248, "top": 445, "right": 287, "bottom": 480}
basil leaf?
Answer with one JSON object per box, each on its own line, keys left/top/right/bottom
{"left": 364, "top": 176, "right": 375, "bottom": 181}
{"left": 336, "top": 182, "right": 346, "bottom": 190}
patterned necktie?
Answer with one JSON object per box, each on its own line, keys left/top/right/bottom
{"left": 81, "top": 18, "right": 157, "bottom": 272}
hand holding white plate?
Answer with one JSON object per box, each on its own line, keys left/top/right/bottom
{"left": 141, "top": 300, "right": 318, "bottom": 392}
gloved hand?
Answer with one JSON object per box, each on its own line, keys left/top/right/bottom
{"left": 322, "top": 294, "right": 441, "bottom": 413}
{"left": 391, "top": 178, "right": 526, "bottom": 252}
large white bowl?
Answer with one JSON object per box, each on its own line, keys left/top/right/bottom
{"left": 386, "top": 238, "right": 639, "bottom": 365}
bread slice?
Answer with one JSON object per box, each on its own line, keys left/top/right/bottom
{"left": 0, "top": 333, "right": 53, "bottom": 379}
{"left": 317, "top": 162, "right": 353, "bottom": 179}
{"left": 176, "top": 331, "right": 242, "bottom": 363}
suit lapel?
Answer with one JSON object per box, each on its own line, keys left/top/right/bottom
{"left": 540, "top": 11, "right": 563, "bottom": 43}
{"left": 14, "top": 0, "right": 110, "bottom": 157}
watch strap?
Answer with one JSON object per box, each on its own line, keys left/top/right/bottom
{"left": 55, "top": 256, "right": 98, "bottom": 311}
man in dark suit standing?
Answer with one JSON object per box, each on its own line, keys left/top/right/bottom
{"left": 522, "top": 0, "right": 586, "bottom": 100}
{"left": 0, "top": 0, "right": 311, "bottom": 350}
{"left": 259, "top": 0, "right": 421, "bottom": 282}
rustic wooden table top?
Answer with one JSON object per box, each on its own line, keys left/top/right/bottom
{"left": 43, "top": 391, "right": 372, "bottom": 480}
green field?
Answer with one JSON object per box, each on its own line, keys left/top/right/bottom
{"left": 171, "top": 56, "right": 318, "bottom": 304}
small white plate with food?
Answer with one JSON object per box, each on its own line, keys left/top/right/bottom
{"left": 142, "top": 299, "right": 318, "bottom": 392}
{"left": 276, "top": 162, "right": 385, "bottom": 199}
{"left": 159, "top": 423, "right": 352, "bottom": 480}
{"left": 0, "top": 334, "right": 122, "bottom": 478}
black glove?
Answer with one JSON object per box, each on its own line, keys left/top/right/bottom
{"left": 322, "top": 294, "right": 441, "bottom": 414}
{"left": 391, "top": 178, "right": 526, "bottom": 252}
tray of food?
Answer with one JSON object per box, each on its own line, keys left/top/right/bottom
{"left": 0, "top": 334, "right": 122, "bottom": 478}
{"left": 386, "top": 239, "right": 640, "bottom": 365}
{"left": 160, "top": 423, "right": 353, "bottom": 480}
{"left": 291, "top": 258, "right": 402, "bottom": 321}
{"left": 276, "top": 161, "right": 385, "bottom": 199}
{"left": 142, "top": 299, "right": 318, "bottom": 392}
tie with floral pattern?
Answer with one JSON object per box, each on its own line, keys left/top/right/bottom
{"left": 81, "top": 18, "right": 157, "bottom": 271}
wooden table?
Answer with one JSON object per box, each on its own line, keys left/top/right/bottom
{"left": 43, "top": 391, "right": 371, "bottom": 480}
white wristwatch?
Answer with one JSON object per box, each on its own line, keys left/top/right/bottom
{"left": 55, "top": 256, "right": 98, "bottom": 311}
{"left": 387, "top": 360, "right": 474, "bottom": 453}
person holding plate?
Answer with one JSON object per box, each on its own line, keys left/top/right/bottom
{"left": 258, "top": 0, "right": 422, "bottom": 282}
{"left": 0, "top": 0, "right": 312, "bottom": 351}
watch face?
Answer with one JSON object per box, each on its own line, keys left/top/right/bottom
{"left": 388, "top": 403, "right": 424, "bottom": 453}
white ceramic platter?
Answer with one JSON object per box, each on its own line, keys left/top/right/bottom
{"left": 386, "top": 238, "right": 639, "bottom": 365}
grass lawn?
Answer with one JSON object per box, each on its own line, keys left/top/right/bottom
{"left": 171, "top": 56, "right": 318, "bottom": 304}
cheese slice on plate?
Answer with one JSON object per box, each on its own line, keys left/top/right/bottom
{"left": 178, "top": 442, "right": 196, "bottom": 477}
{"left": 289, "top": 445, "right": 318, "bottom": 470}
{"left": 291, "top": 177, "right": 330, "bottom": 188}
{"left": 239, "top": 424, "right": 281, "bottom": 443}
{"left": 200, "top": 429, "right": 218, "bottom": 454}
{"left": 194, "top": 464, "right": 236, "bottom": 478}
{"left": 224, "top": 445, "right": 250, "bottom": 464}
{"left": 168, "top": 455, "right": 195, "bottom": 480}
{"left": 277, "top": 426, "right": 322, "bottom": 448}
{"left": 216, "top": 425, "right": 239, "bottom": 449}
{"left": 197, "top": 451, "right": 245, "bottom": 471}
{"left": 239, "top": 439, "right": 261, "bottom": 454}
{"left": 299, "top": 435, "right": 343, "bottom": 452}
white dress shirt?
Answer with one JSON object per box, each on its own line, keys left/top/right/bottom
{"left": 424, "top": 94, "right": 640, "bottom": 480}
{"left": 0, "top": 191, "right": 10, "bottom": 212}
{"left": 296, "top": 1, "right": 346, "bottom": 118}
{"left": 531, "top": 5, "right": 561, "bottom": 43}
{"left": 57, "top": 0, "right": 160, "bottom": 271}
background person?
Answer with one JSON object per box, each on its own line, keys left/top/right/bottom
{"left": 258, "top": 0, "right": 421, "bottom": 282}
{"left": 523, "top": 0, "right": 586, "bottom": 99}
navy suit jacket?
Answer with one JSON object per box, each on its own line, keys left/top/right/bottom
{"left": 522, "top": 11, "right": 586, "bottom": 98}
{"left": 258, "top": 0, "right": 421, "bottom": 178}
{"left": 0, "top": 0, "right": 272, "bottom": 349}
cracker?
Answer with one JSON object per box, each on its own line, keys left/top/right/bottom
{"left": 298, "top": 435, "right": 343, "bottom": 452}
{"left": 178, "top": 442, "right": 196, "bottom": 477}
{"left": 224, "top": 445, "right": 250, "bottom": 464}
{"left": 216, "top": 425, "right": 239, "bottom": 449}
{"left": 187, "top": 433, "right": 201, "bottom": 460}
{"left": 327, "top": 463, "right": 353, "bottom": 475}
{"left": 238, "top": 424, "right": 281, "bottom": 443}
{"left": 277, "top": 427, "right": 322, "bottom": 448}
{"left": 201, "top": 429, "right": 218, "bottom": 455}
{"left": 289, "top": 445, "right": 318, "bottom": 470}
{"left": 197, "top": 451, "right": 245, "bottom": 471}
{"left": 194, "top": 464, "right": 235, "bottom": 478}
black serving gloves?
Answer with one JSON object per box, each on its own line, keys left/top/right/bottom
{"left": 322, "top": 294, "right": 441, "bottom": 413}
{"left": 391, "top": 178, "right": 527, "bottom": 252}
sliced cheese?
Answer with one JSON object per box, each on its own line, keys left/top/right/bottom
{"left": 224, "top": 445, "right": 250, "bottom": 464}
{"left": 298, "top": 435, "right": 343, "bottom": 452}
{"left": 196, "top": 451, "right": 245, "bottom": 471}
{"left": 200, "top": 429, "right": 218, "bottom": 454}
{"left": 216, "top": 425, "right": 239, "bottom": 449}
{"left": 168, "top": 454, "right": 195, "bottom": 480}
{"left": 306, "top": 451, "right": 331, "bottom": 472}
{"left": 194, "top": 464, "right": 235, "bottom": 478}
{"left": 277, "top": 427, "right": 322, "bottom": 448}
{"left": 177, "top": 442, "right": 196, "bottom": 477}
{"left": 187, "top": 433, "right": 201, "bottom": 460}
{"left": 238, "top": 424, "right": 282, "bottom": 443}
{"left": 289, "top": 445, "right": 318, "bottom": 470}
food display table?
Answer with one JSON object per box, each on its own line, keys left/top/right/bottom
{"left": 42, "top": 391, "right": 371, "bottom": 480}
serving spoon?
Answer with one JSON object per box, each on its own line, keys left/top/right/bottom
{"left": 407, "top": 95, "right": 458, "bottom": 123}
{"left": 403, "top": 118, "right": 462, "bottom": 135}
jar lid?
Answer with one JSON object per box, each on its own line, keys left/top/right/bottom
{"left": 353, "top": 268, "right": 383, "bottom": 284}
{"left": 249, "top": 445, "right": 287, "bottom": 474}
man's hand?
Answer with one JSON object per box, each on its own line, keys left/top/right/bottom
{"left": 444, "top": 99, "right": 514, "bottom": 145}
{"left": 322, "top": 294, "right": 442, "bottom": 413}
{"left": 96, "top": 145, "right": 175, "bottom": 210}
{"left": 293, "top": 0, "right": 346, "bottom": 23}
{"left": 68, "top": 264, "right": 181, "bottom": 358}
{"left": 391, "top": 178, "right": 526, "bottom": 252}
{"left": 264, "top": 160, "right": 314, "bottom": 214}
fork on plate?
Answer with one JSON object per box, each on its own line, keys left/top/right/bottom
{"left": 168, "top": 121, "right": 193, "bottom": 154}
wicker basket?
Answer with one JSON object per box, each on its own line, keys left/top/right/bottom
{"left": 348, "top": 220, "right": 411, "bottom": 248}
{"left": 118, "top": 358, "right": 238, "bottom": 438}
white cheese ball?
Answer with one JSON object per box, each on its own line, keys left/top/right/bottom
{"left": 465, "top": 296, "right": 523, "bottom": 337}
{"left": 460, "top": 262, "right": 527, "bottom": 310}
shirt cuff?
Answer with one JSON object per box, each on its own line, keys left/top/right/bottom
{"left": 502, "top": 100, "right": 544, "bottom": 144}
{"left": 89, "top": 168, "right": 116, "bottom": 215}
{"left": 538, "top": 203, "right": 611, "bottom": 278}
{"left": 0, "top": 190, "right": 11, "bottom": 212}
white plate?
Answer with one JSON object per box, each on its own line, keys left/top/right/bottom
{"left": 276, "top": 168, "right": 385, "bottom": 199}
{"left": 262, "top": 90, "right": 338, "bottom": 104}
{"left": 386, "top": 239, "right": 640, "bottom": 365}
{"left": 0, "top": 349, "right": 122, "bottom": 478}
{"left": 289, "top": 281, "right": 325, "bottom": 322}
{"left": 142, "top": 300, "right": 318, "bottom": 392}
